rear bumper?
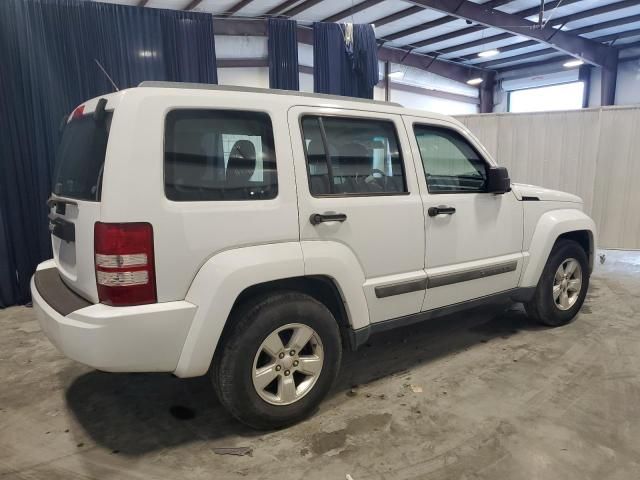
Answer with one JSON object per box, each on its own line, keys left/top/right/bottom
{"left": 31, "top": 261, "right": 196, "bottom": 373}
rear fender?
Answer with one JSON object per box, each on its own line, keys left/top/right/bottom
{"left": 174, "top": 242, "right": 304, "bottom": 377}
{"left": 300, "top": 240, "right": 370, "bottom": 331}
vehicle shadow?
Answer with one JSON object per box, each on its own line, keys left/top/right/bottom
{"left": 64, "top": 303, "right": 544, "bottom": 455}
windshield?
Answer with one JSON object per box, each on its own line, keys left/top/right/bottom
{"left": 52, "top": 112, "right": 112, "bottom": 201}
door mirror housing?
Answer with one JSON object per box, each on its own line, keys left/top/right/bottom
{"left": 486, "top": 166, "right": 511, "bottom": 194}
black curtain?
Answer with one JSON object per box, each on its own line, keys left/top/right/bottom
{"left": 0, "top": 0, "right": 218, "bottom": 307}
{"left": 268, "top": 18, "right": 299, "bottom": 91}
{"left": 313, "top": 22, "right": 379, "bottom": 99}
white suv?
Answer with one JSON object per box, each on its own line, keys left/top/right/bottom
{"left": 32, "top": 82, "right": 596, "bottom": 429}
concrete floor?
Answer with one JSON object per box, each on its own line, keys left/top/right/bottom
{"left": 1, "top": 250, "right": 639, "bottom": 480}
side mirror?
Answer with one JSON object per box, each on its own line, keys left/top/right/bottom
{"left": 486, "top": 166, "right": 511, "bottom": 194}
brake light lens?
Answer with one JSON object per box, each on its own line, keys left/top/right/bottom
{"left": 70, "top": 104, "right": 85, "bottom": 120}
{"left": 94, "top": 222, "right": 156, "bottom": 306}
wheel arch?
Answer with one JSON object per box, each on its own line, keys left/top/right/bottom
{"left": 221, "top": 275, "right": 353, "bottom": 355}
{"left": 556, "top": 229, "right": 594, "bottom": 272}
{"left": 520, "top": 209, "right": 596, "bottom": 288}
{"left": 174, "top": 242, "right": 368, "bottom": 378}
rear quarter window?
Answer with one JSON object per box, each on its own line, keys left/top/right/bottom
{"left": 52, "top": 112, "right": 113, "bottom": 201}
{"left": 164, "top": 109, "right": 277, "bottom": 201}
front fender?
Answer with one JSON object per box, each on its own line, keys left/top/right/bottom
{"left": 174, "top": 242, "right": 305, "bottom": 377}
{"left": 520, "top": 209, "right": 596, "bottom": 288}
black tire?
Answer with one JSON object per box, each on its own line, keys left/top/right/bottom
{"left": 212, "top": 291, "right": 342, "bottom": 430}
{"left": 525, "top": 239, "right": 590, "bottom": 326}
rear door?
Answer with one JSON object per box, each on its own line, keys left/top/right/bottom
{"left": 288, "top": 106, "right": 426, "bottom": 323}
{"left": 49, "top": 96, "right": 118, "bottom": 302}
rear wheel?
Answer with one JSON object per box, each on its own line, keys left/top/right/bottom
{"left": 212, "top": 292, "right": 342, "bottom": 429}
{"left": 525, "top": 239, "right": 589, "bottom": 326}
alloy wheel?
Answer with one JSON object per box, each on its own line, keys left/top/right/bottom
{"left": 553, "top": 258, "right": 583, "bottom": 311}
{"left": 252, "top": 323, "right": 324, "bottom": 405}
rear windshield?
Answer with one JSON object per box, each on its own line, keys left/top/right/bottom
{"left": 52, "top": 112, "right": 113, "bottom": 201}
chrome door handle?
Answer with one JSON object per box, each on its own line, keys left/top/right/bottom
{"left": 310, "top": 212, "right": 347, "bottom": 225}
{"left": 428, "top": 205, "right": 456, "bottom": 217}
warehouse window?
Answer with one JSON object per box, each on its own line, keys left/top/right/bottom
{"left": 508, "top": 82, "right": 585, "bottom": 113}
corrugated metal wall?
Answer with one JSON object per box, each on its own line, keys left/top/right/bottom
{"left": 456, "top": 106, "right": 640, "bottom": 250}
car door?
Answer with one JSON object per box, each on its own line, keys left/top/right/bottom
{"left": 403, "top": 116, "right": 524, "bottom": 311}
{"left": 288, "top": 106, "right": 426, "bottom": 323}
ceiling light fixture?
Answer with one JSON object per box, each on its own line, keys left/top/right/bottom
{"left": 563, "top": 59, "right": 584, "bottom": 68}
{"left": 388, "top": 71, "right": 405, "bottom": 79}
{"left": 478, "top": 49, "right": 499, "bottom": 58}
{"left": 466, "top": 77, "right": 483, "bottom": 85}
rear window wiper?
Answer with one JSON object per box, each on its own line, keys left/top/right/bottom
{"left": 47, "top": 196, "right": 78, "bottom": 207}
{"left": 47, "top": 195, "right": 78, "bottom": 215}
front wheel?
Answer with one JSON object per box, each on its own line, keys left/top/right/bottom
{"left": 525, "top": 239, "right": 590, "bottom": 326}
{"left": 212, "top": 292, "right": 342, "bottom": 429}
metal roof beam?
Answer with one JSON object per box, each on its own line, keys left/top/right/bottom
{"left": 568, "top": 14, "right": 640, "bottom": 37}
{"left": 211, "top": 18, "right": 490, "bottom": 84}
{"left": 480, "top": 47, "right": 558, "bottom": 68}
{"left": 495, "top": 55, "right": 572, "bottom": 73}
{"left": 437, "top": 0, "right": 639, "bottom": 58}
{"left": 476, "top": 28, "right": 640, "bottom": 68}
{"left": 281, "top": 0, "right": 326, "bottom": 17}
{"left": 380, "top": 0, "right": 510, "bottom": 42}
{"left": 267, "top": 0, "right": 303, "bottom": 16}
{"left": 294, "top": 23, "right": 488, "bottom": 83}
{"left": 370, "top": 6, "right": 424, "bottom": 29}
{"left": 322, "top": 0, "right": 385, "bottom": 23}
{"left": 225, "top": 0, "right": 256, "bottom": 15}
{"left": 594, "top": 28, "right": 640, "bottom": 45}
{"left": 390, "top": 1, "right": 578, "bottom": 51}
{"left": 183, "top": 0, "right": 203, "bottom": 10}
{"left": 621, "top": 40, "right": 640, "bottom": 50}
{"left": 403, "top": 0, "right": 615, "bottom": 67}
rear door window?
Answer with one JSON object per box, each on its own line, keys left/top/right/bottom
{"left": 300, "top": 116, "right": 407, "bottom": 196}
{"left": 52, "top": 112, "right": 113, "bottom": 201}
{"left": 164, "top": 109, "right": 277, "bottom": 201}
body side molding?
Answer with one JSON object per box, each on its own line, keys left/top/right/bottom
{"left": 375, "top": 278, "right": 428, "bottom": 298}
{"left": 427, "top": 260, "right": 518, "bottom": 288}
{"left": 349, "top": 287, "right": 536, "bottom": 350}
{"left": 374, "top": 259, "right": 518, "bottom": 298}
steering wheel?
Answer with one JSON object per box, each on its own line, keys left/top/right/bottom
{"left": 365, "top": 169, "right": 387, "bottom": 190}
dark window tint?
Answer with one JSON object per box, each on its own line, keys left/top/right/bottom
{"left": 52, "top": 112, "right": 113, "bottom": 201}
{"left": 165, "top": 110, "right": 277, "bottom": 201}
{"left": 301, "top": 116, "right": 407, "bottom": 196}
{"left": 414, "top": 126, "right": 487, "bottom": 193}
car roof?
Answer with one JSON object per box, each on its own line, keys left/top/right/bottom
{"left": 136, "top": 81, "right": 458, "bottom": 125}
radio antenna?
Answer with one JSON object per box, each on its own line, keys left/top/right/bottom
{"left": 94, "top": 59, "right": 119, "bottom": 92}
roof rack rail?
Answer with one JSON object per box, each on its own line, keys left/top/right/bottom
{"left": 138, "top": 81, "right": 403, "bottom": 108}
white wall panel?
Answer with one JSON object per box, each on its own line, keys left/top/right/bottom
{"left": 217, "top": 67, "right": 269, "bottom": 88}
{"left": 393, "top": 89, "right": 477, "bottom": 115}
{"left": 591, "top": 108, "right": 640, "bottom": 249}
{"left": 299, "top": 72, "right": 313, "bottom": 93}
{"left": 214, "top": 36, "right": 268, "bottom": 59}
{"left": 457, "top": 107, "right": 640, "bottom": 249}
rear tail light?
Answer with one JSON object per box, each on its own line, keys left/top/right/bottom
{"left": 94, "top": 222, "right": 157, "bottom": 306}
{"left": 70, "top": 104, "right": 85, "bottom": 120}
